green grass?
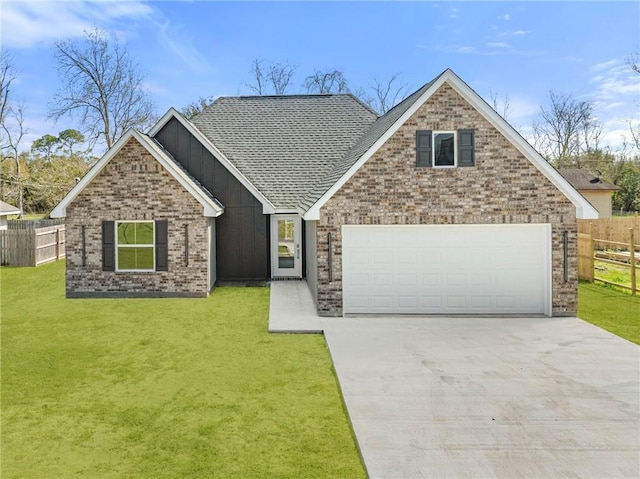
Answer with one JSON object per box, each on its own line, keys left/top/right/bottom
{"left": 0, "top": 261, "right": 365, "bottom": 478}
{"left": 578, "top": 282, "right": 640, "bottom": 345}
{"left": 593, "top": 259, "right": 635, "bottom": 291}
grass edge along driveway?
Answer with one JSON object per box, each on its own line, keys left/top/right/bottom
{"left": 578, "top": 281, "right": 640, "bottom": 345}
{"left": 1, "top": 261, "right": 366, "bottom": 478}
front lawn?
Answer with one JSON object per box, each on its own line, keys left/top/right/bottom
{"left": 578, "top": 282, "right": 640, "bottom": 345}
{"left": 0, "top": 261, "right": 365, "bottom": 478}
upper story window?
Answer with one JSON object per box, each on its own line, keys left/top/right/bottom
{"left": 116, "top": 221, "right": 155, "bottom": 271}
{"left": 434, "top": 132, "right": 456, "bottom": 167}
{"left": 416, "top": 129, "right": 475, "bottom": 168}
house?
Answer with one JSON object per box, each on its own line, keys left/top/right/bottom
{"left": 559, "top": 168, "right": 620, "bottom": 218}
{"left": 51, "top": 69, "right": 598, "bottom": 316}
{"left": 0, "top": 200, "right": 21, "bottom": 229}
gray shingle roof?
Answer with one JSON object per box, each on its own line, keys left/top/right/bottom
{"left": 558, "top": 168, "right": 620, "bottom": 191}
{"left": 298, "top": 78, "right": 439, "bottom": 211}
{"left": 191, "top": 94, "right": 377, "bottom": 209}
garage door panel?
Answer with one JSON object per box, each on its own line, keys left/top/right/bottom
{"left": 469, "top": 296, "right": 492, "bottom": 309}
{"left": 423, "top": 273, "right": 443, "bottom": 286}
{"left": 398, "top": 296, "right": 418, "bottom": 309}
{"left": 398, "top": 274, "right": 418, "bottom": 286}
{"left": 397, "top": 250, "right": 418, "bottom": 264}
{"left": 447, "top": 296, "right": 467, "bottom": 309}
{"left": 349, "top": 250, "right": 370, "bottom": 265}
{"left": 373, "top": 273, "right": 393, "bottom": 286}
{"left": 343, "top": 225, "right": 551, "bottom": 315}
{"left": 373, "top": 251, "right": 393, "bottom": 265}
{"left": 373, "top": 295, "right": 394, "bottom": 309}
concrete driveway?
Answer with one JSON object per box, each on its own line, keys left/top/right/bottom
{"left": 322, "top": 316, "right": 639, "bottom": 479}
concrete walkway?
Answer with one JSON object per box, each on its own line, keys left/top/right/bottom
{"left": 268, "top": 280, "right": 324, "bottom": 333}
{"left": 269, "top": 282, "right": 640, "bottom": 478}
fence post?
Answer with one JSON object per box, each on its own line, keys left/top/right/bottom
{"left": 587, "top": 222, "right": 594, "bottom": 282}
{"left": 630, "top": 228, "right": 636, "bottom": 296}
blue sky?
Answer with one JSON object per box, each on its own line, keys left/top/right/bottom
{"left": 1, "top": 0, "right": 639, "bottom": 154}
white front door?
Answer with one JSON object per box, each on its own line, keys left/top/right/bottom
{"left": 271, "top": 215, "right": 302, "bottom": 278}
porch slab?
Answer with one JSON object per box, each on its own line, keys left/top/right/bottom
{"left": 268, "top": 280, "right": 324, "bottom": 333}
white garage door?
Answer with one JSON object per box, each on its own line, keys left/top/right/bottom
{"left": 342, "top": 224, "right": 552, "bottom": 316}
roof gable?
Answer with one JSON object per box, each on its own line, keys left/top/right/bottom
{"left": 190, "top": 95, "right": 377, "bottom": 210}
{"left": 149, "top": 108, "right": 276, "bottom": 214}
{"left": 302, "top": 69, "right": 598, "bottom": 220}
{"left": 50, "top": 129, "right": 223, "bottom": 218}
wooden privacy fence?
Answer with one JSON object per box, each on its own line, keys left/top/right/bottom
{"left": 0, "top": 220, "right": 66, "bottom": 267}
{"left": 578, "top": 226, "right": 638, "bottom": 295}
{"left": 578, "top": 215, "right": 639, "bottom": 244}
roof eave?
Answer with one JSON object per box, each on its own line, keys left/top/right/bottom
{"left": 303, "top": 69, "right": 599, "bottom": 221}
{"left": 148, "top": 108, "right": 277, "bottom": 214}
{"left": 50, "top": 129, "right": 225, "bottom": 219}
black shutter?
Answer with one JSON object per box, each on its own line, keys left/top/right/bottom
{"left": 416, "top": 130, "right": 432, "bottom": 167}
{"left": 458, "top": 129, "right": 475, "bottom": 167}
{"left": 102, "top": 221, "right": 115, "bottom": 271}
{"left": 155, "top": 220, "right": 168, "bottom": 271}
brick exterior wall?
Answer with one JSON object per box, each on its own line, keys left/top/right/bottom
{"left": 65, "top": 137, "right": 210, "bottom": 297}
{"left": 316, "top": 83, "right": 577, "bottom": 316}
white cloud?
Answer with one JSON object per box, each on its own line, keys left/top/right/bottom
{"left": 590, "top": 60, "right": 640, "bottom": 100}
{"left": 0, "top": 0, "right": 154, "bottom": 48}
{"left": 601, "top": 101, "right": 625, "bottom": 111}
{"left": 500, "top": 14, "right": 511, "bottom": 21}
{"left": 487, "top": 42, "right": 509, "bottom": 49}
{"left": 155, "top": 20, "right": 213, "bottom": 75}
{"left": 449, "top": 7, "right": 458, "bottom": 19}
{"left": 511, "top": 30, "right": 531, "bottom": 36}
{"left": 457, "top": 46, "right": 477, "bottom": 54}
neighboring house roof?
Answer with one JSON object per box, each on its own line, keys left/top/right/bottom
{"left": 302, "top": 69, "right": 599, "bottom": 220}
{"left": 190, "top": 94, "right": 377, "bottom": 210}
{"left": 50, "top": 129, "right": 224, "bottom": 218}
{"left": 0, "top": 200, "right": 21, "bottom": 216}
{"left": 558, "top": 168, "right": 620, "bottom": 191}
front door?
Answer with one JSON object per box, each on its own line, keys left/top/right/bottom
{"left": 271, "top": 215, "right": 302, "bottom": 278}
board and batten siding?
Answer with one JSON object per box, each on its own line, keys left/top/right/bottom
{"left": 154, "top": 117, "right": 269, "bottom": 281}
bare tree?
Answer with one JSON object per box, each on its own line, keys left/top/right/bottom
{"left": 49, "top": 28, "right": 155, "bottom": 151}
{"left": 304, "top": 69, "right": 350, "bottom": 94}
{"left": 489, "top": 89, "right": 511, "bottom": 120}
{"left": 245, "top": 59, "right": 297, "bottom": 95}
{"left": 1, "top": 104, "right": 27, "bottom": 216}
{"left": 532, "top": 91, "right": 601, "bottom": 167}
{"left": 626, "top": 52, "right": 640, "bottom": 75}
{"left": 368, "top": 73, "right": 409, "bottom": 114}
{"left": 0, "top": 50, "right": 14, "bottom": 126}
{"left": 181, "top": 96, "right": 216, "bottom": 120}
{"left": 625, "top": 53, "right": 640, "bottom": 151}
{"left": 0, "top": 51, "right": 25, "bottom": 215}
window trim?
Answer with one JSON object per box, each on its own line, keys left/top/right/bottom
{"left": 432, "top": 130, "right": 457, "bottom": 168}
{"left": 115, "top": 220, "right": 156, "bottom": 272}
